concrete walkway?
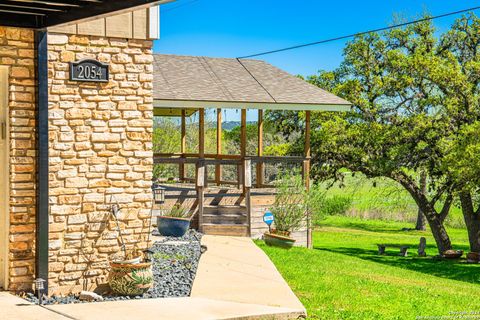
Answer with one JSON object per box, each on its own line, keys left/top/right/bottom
{"left": 192, "top": 235, "right": 306, "bottom": 312}
{"left": 1, "top": 235, "right": 305, "bottom": 320}
{"left": 0, "top": 292, "right": 68, "bottom": 320}
{"left": 47, "top": 297, "right": 304, "bottom": 320}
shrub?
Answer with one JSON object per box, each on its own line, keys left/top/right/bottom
{"left": 165, "top": 204, "right": 191, "bottom": 218}
{"left": 270, "top": 174, "right": 308, "bottom": 235}
{"left": 313, "top": 195, "right": 352, "bottom": 226}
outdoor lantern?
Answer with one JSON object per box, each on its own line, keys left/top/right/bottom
{"left": 33, "top": 278, "right": 46, "bottom": 305}
{"left": 152, "top": 184, "right": 165, "bottom": 204}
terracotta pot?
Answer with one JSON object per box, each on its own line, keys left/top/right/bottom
{"left": 442, "top": 249, "right": 463, "bottom": 259}
{"left": 112, "top": 256, "right": 142, "bottom": 264}
{"left": 157, "top": 216, "right": 190, "bottom": 237}
{"left": 467, "top": 252, "right": 480, "bottom": 263}
{"left": 108, "top": 261, "right": 153, "bottom": 296}
{"left": 264, "top": 233, "right": 296, "bottom": 249}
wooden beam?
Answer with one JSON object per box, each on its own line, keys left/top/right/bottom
{"left": 256, "top": 109, "right": 264, "bottom": 188}
{"left": 240, "top": 109, "right": 247, "bottom": 193}
{"left": 196, "top": 160, "right": 205, "bottom": 233}
{"left": 240, "top": 109, "right": 247, "bottom": 157}
{"left": 215, "top": 108, "right": 222, "bottom": 186}
{"left": 199, "top": 108, "right": 206, "bottom": 187}
{"left": 305, "top": 111, "right": 311, "bottom": 160}
{"left": 303, "top": 111, "right": 311, "bottom": 188}
{"left": 179, "top": 109, "right": 186, "bottom": 181}
{"left": 304, "top": 111, "right": 312, "bottom": 249}
{"left": 199, "top": 108, "right": 205, "bottom": 158}
{"left": 244, "top": 159, "right": 252, "bottom": 237}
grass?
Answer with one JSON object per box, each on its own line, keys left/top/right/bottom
{"left": 320, "top": 173, "right": 465, "bottom": 228}
{"left": 257, "top": 216, "right": 480, "bottom": 319}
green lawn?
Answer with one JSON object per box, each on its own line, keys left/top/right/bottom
{"left": 257, "top": 216, "right": 480, "bottom": 319}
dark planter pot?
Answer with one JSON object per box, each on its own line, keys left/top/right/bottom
{"left": 108, "top": 261, "right": 153, "bottom": 296}
{"left": 157, "top": 216, "right": 190, "bottom": 237}
{"left": 443, "top": 249, "right": 463, "bottom": 259}
{"left": 264, "top": 233, "right": 296, "bottom": 249}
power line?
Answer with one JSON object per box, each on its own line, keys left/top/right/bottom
{"left": 237, "top": 6, "right": 480, "bottom": 59}
{"left": 162, "top": 0, "right": 201, "bottom": 13}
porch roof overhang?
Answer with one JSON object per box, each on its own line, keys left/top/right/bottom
{"left": 0, "top": 0, "right": 172, "bottom": 29}
{"left": 153, "top": 54, "right": 351, "bottom": 115}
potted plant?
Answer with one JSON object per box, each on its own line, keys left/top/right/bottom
{"left": 157, "top": 204, "right": 192, "bottom": 237}
{"left": 107, "top": 203, "right": 154, "bottom": 296}
{"left": 264, "top": 174, "right": 308, "bottom": 249}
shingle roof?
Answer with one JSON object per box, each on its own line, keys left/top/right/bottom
{"left": 153, "top": 54, "right": 351, "bottom": 109}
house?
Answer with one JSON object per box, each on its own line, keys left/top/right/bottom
{"left": 0, "top": 1, "right": 350, "bottom": 297}
{"left": 151, "top": 54, "right": 350, "bottom": 246}
{"left": 0, "top": 0, "right": 170, "bottom": 296}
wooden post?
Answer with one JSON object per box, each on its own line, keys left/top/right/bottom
{"left": 196, "top": 160, "right": 205, "bottom": 232}
{"left": 244, "top": 159, "right": 252, "bottom": 236}
{"left": 215, "top": 108, "right": 222, "bottom": 186}
{"left": 199, "top": 108, "right": 205, "bottom": 158}
{"left": 240, "top": 109, "right": 247, "bottom": 193}
{"left": 179, "top": 109, "right": 186, "bottom": 181}
{"left": 304, "top": 110, "right": 311, "bottom": 188}
{"left": 256, "top": 109, "right": 264, "bottom": 188}
{"left": 304, "top": 111, "right": 312, "bottom": 249}
{"left": 198, "top": 108, "right": 206, "bottom": 187}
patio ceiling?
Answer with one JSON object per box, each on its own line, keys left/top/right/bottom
{"left": 0, "top": 0, "right": 172, "bottom": 29}
{"left": 153, "top": 54, "right": 351, "bottom": 112}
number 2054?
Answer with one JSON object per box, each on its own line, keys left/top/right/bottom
{"left": 77, "top": 65, "right": 103, "bottom": 79}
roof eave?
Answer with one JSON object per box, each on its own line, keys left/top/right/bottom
{"left": 153, "top": 99, "right": 352, "bottom": 112}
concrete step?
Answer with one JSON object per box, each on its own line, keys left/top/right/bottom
{"left": 202, "top": 224, "right": 249, "bottom": 237}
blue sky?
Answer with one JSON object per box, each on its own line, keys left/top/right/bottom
{"left": 155, "top": 0, "right": 480, "bottom": 76}
{"left": 153, "top": 0, "right": 480, "bottom": 121}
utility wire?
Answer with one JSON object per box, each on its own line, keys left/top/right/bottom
{"left": 237, "top": 6, "right": 480, "bottom": 59}
{"left": 163, "top": 0, "right": 201, "bottom": 13}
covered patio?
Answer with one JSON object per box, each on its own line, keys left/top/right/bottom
{"left": 152, "top": 54, "right": 350, "bottom": 247}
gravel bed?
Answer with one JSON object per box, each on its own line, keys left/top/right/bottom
{"left": 23, "top": 230, "right": 203, "bottom": 305}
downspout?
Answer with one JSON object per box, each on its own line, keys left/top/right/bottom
{"left": 35, "top": 30, "right": 49, "bottom": 294}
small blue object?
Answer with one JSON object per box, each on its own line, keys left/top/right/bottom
{"left": 263, "top": 211, "right": 274, "bottom": 226}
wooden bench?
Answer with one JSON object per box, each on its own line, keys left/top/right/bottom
{"left": 377, "top": 244, "right": 409, "bottom": 257}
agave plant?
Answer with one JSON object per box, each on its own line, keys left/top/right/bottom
{"left": 165, "top": 203, "right": 191, "bottom": 218}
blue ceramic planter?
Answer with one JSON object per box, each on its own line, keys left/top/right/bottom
{"left": 157, "top": 216, "right": 191, "bottom": 237}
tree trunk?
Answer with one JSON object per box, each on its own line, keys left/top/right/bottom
{"left": 390, "top": 172, "right": 452, "bottom": 254}
{"left": 415, "top": 171, "right": 427, "bottom": 231}
{"left": 424, "top": 212, "right": 452, "bottom": 254}
{"left": 415, "top": 209, "right": 427, "bottom": 231}
{"left": 407, "top": 186, "right": 452, "bottom": 254}
{"left": 460, "top": 191, "right": 480, "bottom": 253}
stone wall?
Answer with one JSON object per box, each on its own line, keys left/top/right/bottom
{"left": 0, "top": 27, "right": 37, "bottom": 292}
{"left": 47, "top": 34, "right": 154, "bottom": 294}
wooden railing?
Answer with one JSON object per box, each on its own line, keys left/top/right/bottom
{"left": 153, "top": 153, "right": 310, "bottom": 237}
{"left": 153, "top": 153, "right": 308, "bottom": 188}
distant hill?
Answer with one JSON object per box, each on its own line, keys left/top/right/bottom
{"left": 222, "top": 121, "right": 256, "bottom": 131}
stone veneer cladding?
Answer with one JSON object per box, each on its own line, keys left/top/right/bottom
{"left": 47, "top": 34, "right": 153, "bottom": 294}
{"left": 0, "top": 27, "right": 37, "bottom": 292}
